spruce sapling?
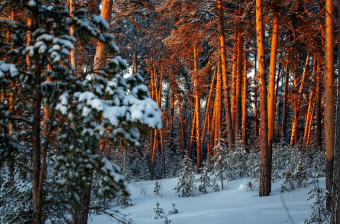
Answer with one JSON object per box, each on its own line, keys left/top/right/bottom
{"left": 152, "top": 202, "right": 165, "bottom": 219}
{"left": 168, "top": 203, "right": 178, "bottom": 214}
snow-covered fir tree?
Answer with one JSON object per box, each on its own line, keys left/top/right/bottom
{"left": 173, "top": 156, "right": 196, "bottom": 197}
{"left": 114, "top": 189, "right": 133, "bottom": 209}
{"left": 168, "top": 203, "right": 178, "bottom": 214}
{"left": 152, "top": 202, "right": 165, "bottom": 219}
{"left": 164, "top": 216, "right": 171, "bottom": 223}
{"left": 197, "top": 163, "right": 211, "bottom": 194}
{"left": 304, "top": 179, "right": 331, "bottom": 224}
{"left": 210, "top": 140, "right": 228, "bottom": 190}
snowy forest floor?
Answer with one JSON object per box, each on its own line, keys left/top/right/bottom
{"left": 89, "top": 175, "right": 323, "bottom": 224}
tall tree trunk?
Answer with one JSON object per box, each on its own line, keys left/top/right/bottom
{"left": 282, "top": 60, "right": 289, "bottom": 140}
{"left": 210, "top": 100, "right": 216, "bottom": 153}
{"left": 193, "top": 46, "right": 201, "bottom": 173}
{"left": 290, "top": 53, "right": 310, "bottom": 146}
{"left": 256, "top": 0, "right": 270, "bottom": 197}
{"left": 254, "top": 86, "right": 258, "bottom": 137}
{"left": 254, "top": 52, "right": 258, "bottom": 137}
{"left": 315, "top": 54, "right": 322, "bottom": 149}
{"left": 242, "top": 52, "right": 247, "bottom": 146}
{"left": 325, "top": 0, "right": 334, "bottom": 210}
{"left": 332, "top": 3, "right": 340, "bottom": 221}
{"left": 231, "top": 30, "right": 238, "bottom": 133}
{"left": 177, "top": 95, "right": 185, "bottom": 158}
{"left": 215, "top": 61, "right": 222, "bottom": 147}
{"left": 218, "top": 0, "right": 234, "bottom": 149}
{"left": 274, "top": 61, "right": 281, "bottom": 135}
{"left": 201, "top": 67, "right": 217, "bottom": 156}
{"left": 268, "top": 7, "right": 279, "bottom": 151}
{"left": 267, "top": 5, "right": 279, "bottom": 192}
{"left": 303, "top": 56, "right": 316, "bottom": 147}
{"left": 31, "top": 8, "right": 43, "bottom": 224}
{"left": 235, "top": 29, "right": 243, "bottom": 140}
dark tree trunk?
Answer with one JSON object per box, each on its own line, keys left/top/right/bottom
{"left": 72, "top": 188, "right": 92, "bottom": 224}
{"left": 281, "top": 61, "right": 289, "bottom": 140}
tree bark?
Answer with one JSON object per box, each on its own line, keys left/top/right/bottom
{"left": 325, "top": 0, "right": 335, "bottom": 210}
{"left": 217, "top": 0, "right": 234, "bottom": 149}
{"left": 256, "top": 0, "right": 270, "bottom": 197}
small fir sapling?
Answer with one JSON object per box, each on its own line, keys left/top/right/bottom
{"left": 211, "top": 178, "right": 220, "bottom": 192}
{"left": 114, "top": 189, "right": 133, "bottom": 208}
{"left": 123, "top": 168, "right": 133, "bottom": 184}
{"left": 168, "top": 203, "right": 178, "bottom": 214}
{"left": 225, "top": 147, "right": 247, "bottom": 180}
{"left": 210, "top": 140, "right": 227, "bottom": 190}
{"left": 152, "top": 202, "right": 165, "bottom": 219}
{"left": 304, "top": 179, "right": 331, "bottom": 224}
{"left": 141, "top": 188, "right": 147, "bottom": 197}
{"left": 164, "top": 217, "right": 171, "bottom": 223}
{"left": 246, "top": 179, "right": 259, "bottom": 192}
{"left": 197, "top": 163, "right": 211, "bottom": 194}
{"left": 173, "top": 156, "right": 196, "bottom": 197}
{"left": 154, "top": 180, "right": 161, "bottom": 196}
{"left": 281, "top": 172, "right": 296, "bottom": 192}
{"left": 245, "top": 149, "right": 260, "bottom": 179}
{"left": 295, "top": 165, "right": 309, "bottom": 188}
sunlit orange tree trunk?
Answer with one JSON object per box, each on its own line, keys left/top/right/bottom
{"left": 256, "top": 0, "right": 270, "bottom": 197}
{"left": 324, "top": 0, "right": 335, "bottom": 210}
{"left": 217, "top": 0, "right": 234, "bottom": 149}
{"left": 267, "top": 2, "right": 279, "bottom": 191}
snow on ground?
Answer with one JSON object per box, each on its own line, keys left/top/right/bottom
{"left": 89, "top": 175, "right": 324, "bottom": 224}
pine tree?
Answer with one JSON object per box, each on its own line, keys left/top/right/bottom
{"left": 210, "top": 140, "right": 227, "bottom": 190}
{"left": 197, "top": 163, "right": 211, "bottom": 194}
{"left": 173, "top": 156, "right": 196, "bottom": 197}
